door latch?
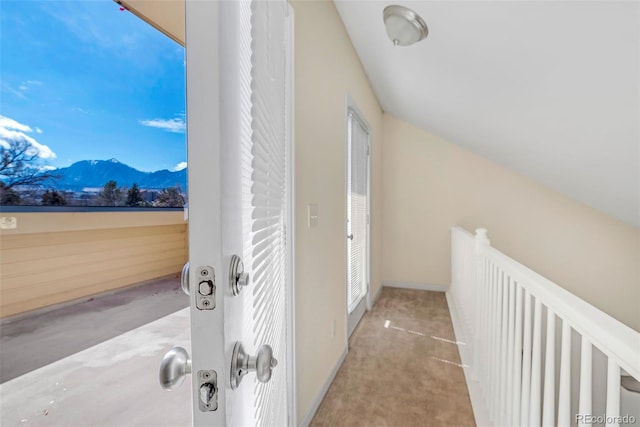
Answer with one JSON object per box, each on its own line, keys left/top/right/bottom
{"left": 196, "top": 266, "right": 215, "bottom": 310}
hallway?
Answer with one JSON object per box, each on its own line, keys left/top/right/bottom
{"left": 311, "top": 288, "right": 475, "bottom": 426}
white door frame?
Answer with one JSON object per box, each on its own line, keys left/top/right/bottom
{"left": 185, "top": 1, "right": 295, "bottom": 424}
{"left": 285, "top": 6, "right": 297, "bottom": 425}
{"left": 344, "top": 94, "right": 372, "bottom": 340}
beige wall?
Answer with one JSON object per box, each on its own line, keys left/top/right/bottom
{"left": 382, "top": 114, "right": 640, "bottom": 331}
{"left": 291, "top": 0, "right": 383, "bottom": 422}
{"left": 0, "top": 211, "right": 187, "bottom": 317}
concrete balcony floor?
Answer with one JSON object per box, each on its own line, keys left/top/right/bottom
{"left": 0, "top": 278, "right": 192, "bottom": 426}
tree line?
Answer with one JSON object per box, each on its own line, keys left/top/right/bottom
{"left": 1, "top": 179, "right": 185, "bottom": 207}
{"left": 93, "top": 180, "right": 185, "bottom": 207}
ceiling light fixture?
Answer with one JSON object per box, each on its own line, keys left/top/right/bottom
{"left": 383, "top": 5, "right": 428, "bottom": 46}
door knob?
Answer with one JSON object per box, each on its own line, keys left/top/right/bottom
{"left": 159, "top": 346, "right": 192, "bottom": 390}
{"left": 230, "top": 342, "right": 278, "bottom": 389}
{"left": 347, "top": 234, "right": 354, "bottom": 240}
{"left": 229, "top": 255, "right": 250, "bottom": 296}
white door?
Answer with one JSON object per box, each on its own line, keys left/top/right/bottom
{"left": 346, "top": 107, "right": 370, "bottom": 338}
{"left": 160, "top": 1, "right": 293, "bottom": 425}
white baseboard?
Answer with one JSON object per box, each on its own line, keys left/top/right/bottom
{"left": 299, "top": 348, "right": 348, "bottom": 427}
{"left": 445, "top": 292, "right": 492, "bottom": 427}
{"left": 382, "top": 281, "right": 448, "bottom": 292}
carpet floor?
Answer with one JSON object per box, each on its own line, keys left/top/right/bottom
{"left": 311, "top": 287, "right": 476, "bottom": 427}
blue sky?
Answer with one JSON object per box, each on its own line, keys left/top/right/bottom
{"left": 0, "top": 0, "right": 187, "bottom": 172}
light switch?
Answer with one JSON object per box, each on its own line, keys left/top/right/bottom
{"left": 0, "top": 217, "right": 17, "bottom": 229}
{"left": 307, "top": 204, "right": 318, "bottom": 227}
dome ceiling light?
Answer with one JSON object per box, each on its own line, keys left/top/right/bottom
{"left": 383, "top": 5, "right": 429, "bottom": 46}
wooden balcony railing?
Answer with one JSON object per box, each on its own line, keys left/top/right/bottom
{"left": 0, "top": 209, "right": 187, "bottom": 318}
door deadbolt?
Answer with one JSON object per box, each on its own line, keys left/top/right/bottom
{"left": 180, "top": 262, "right": 190, "bottom": 295}
{"left": 158, "top": 347, "right": 218, "bottom": 412}
{"left": 197, "top": 370, "right": 218, "bottom": 412}
{"left": 230, "top": 342, "right": 278, "bottom": 389}
{"left": 229, "top": 255, "right": 250, "bottom": 296}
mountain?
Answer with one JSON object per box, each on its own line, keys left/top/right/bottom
{"left": 44, "top": 159, "right": 187, "bottom": 191}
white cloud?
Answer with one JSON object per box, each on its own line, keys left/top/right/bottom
{"left": 38, "top": 165, "right": 57, "bottom": 172}
{"left": 0, "top": 115, "right": 56, "bottom": 159}
{"left": 139, "top": 117, "right": 186, "bottom": 133}
{"left": 1, "top": 83, "right": 28, "bottom": 100}
{"left": 19, "top": 80, "right": 43, "bottom": 93}
{"left": 172, "top": 161, "right": 187, "bottom": 171}
{"left": 3, "top": 80, "right": 44, "bottom": 100}
{"left": 0, "top": 116, "right": 33, "bottom": 133}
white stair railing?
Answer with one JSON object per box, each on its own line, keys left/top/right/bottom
{"left": 449, "top": 226, "right": 640, "bottom": 427}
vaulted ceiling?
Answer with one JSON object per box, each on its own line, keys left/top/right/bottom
{"left": 123, "top": 0, "right": 639, "bottom": 227}
{"left": 335, "top": 0, "right": 639, "bottom": 227}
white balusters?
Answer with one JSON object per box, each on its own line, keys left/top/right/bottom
{"left": 490, "top": 263, "right": 500, "bottom": 420}
{"left": 557, "top": 320, "right": 572, "bottom": 427}
{"left": 530, "top": 298, "right": 543, "bottom": 426}
{"left": 474, "top": 229, "right": 490, "bottom": 383}
{"left": 472, "top": 254, "right": 483, "bottom": 382}
{"left": 512, "top": 284, "right": 523, "bottom": 426}
{"left": 482, "top": 257, "right": 491, "bottom": 399}
{"left": 506, "top": 277, "right": 516, "bottom": 424}
{"left": 492, "top": 267, "right": 503, "bottom": 420}
{"left": 499, "top": 272, "right": 509, "bottom": 423}
{"left": 578, "top": 338, "right": 592, "bottom": 426}
{"left": 484, "top": 257, "right": 491, "bottom": 389}
{"left": 488, "top": 259, "right": 495, "bottom": 408}
{"left": 521, "top": 290, "right": 533, "bottom": 426}
{"left": 542, "top": 310, "right": 556, "bottom": 426}
{"left": 449, "top": 226, "right": 640, "bottom": 427}
{"left": 605, "top": 359, "right": 621, "bottom": 427}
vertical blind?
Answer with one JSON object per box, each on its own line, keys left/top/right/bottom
{"left": 347, "top": 111, "right": 369, "bottom": 313}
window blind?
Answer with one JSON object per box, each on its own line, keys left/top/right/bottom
{"left": 246, "top": 1, "right": 288, "bottom": 426}
{"left": 347, "top": 112, "right": 369, "bottom": 313}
